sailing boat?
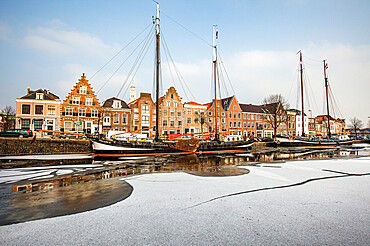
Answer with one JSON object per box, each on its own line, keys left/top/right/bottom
{"left": 92, "top": 2, "right": 200, "bottom": 159}
{"left": 196, "top": 25, "right": 254, "bottom": 153}
{"left": 276, "top": 52, "right": 352, "bottom": 147}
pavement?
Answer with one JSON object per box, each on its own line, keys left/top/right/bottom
{"left": 0, "top": 156, "right": 369, "bottom": 245}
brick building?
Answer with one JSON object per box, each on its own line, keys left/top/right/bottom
{"left": 183, "top": 101, "right": 208, "bottom": 136}
{"left": 221, "top": 96, "right": 243, "bottom": 140}
{"left": 60, "top": 73, "right": 101, "bottom": 134}
{"left": 158, "top": 87, "right": 184, "bottom": 136}
{"left": 205, "top": 99, "right": 228, "bottom": 135}
{"left": 16, "top": 87, "right": 61, "bottom": 137}
{"left": 128, "top": 92, "right": 156, "bottom": 137}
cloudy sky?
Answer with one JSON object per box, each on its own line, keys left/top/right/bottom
{"left": 0, "top": 0, "right": 369, "bottom": 125}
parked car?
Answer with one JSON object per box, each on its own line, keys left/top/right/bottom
{"left": 0, "top": 129, "right": 33, "bottom": 138}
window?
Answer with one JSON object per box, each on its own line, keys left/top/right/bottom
{"left": 201, "top": 109, "right": 205, "bottom": 115}
{"left": 21, "top": 119, "right": 30, "bottom": 130}
{"left": 65, "top": 108, "right": 73, "bottom": 116}
{"left": 163, "top": 110, "right": 168, "bottom": 116}
{"left": 238, "top": 122, "right": 241, "bottom": 127}
{"left": 47, "top": 105, "right": 56, "bottom": 115}
{"left": 86, "top": 98, "right": 93, "bottom": 106}
{"left": 104, "top": 114, "right": 111, "bottom": 125}
{"left": 142, "top": 115, "right": 150, "bottom": 125}
{"left": 36, "top": 93, "right": 44, "bottom": 100}
{"left": 167, "top": 101, "right": 171, "bottom": 107}
{"left": 234, "top": 113, "right": 236, "bottom": 119}
{"left": 122, "top": 114, "right": 128, "bottom": 124}
{"left": 187, "top": 108, "right": 192, "bottom": 114}
{"left": 91, "top": 109, "right": 98, "bottom": 118}
{"left": 64, "top": 121, "right": 73, "bottom": 131}
{"left": 170, "top": 120, "right": 174, "bottom": 126}
{"left": 34, "top": 119, "right": 43, "bottom": 130}
{"left": 194, "top": 118, "right": 199, "bottom": 124}
{"left": 177, "top": 111, "right": 181, "bottom": 117}
{"left": 80, "top": 86, "right": 87, "bottom": 94}
{"left": 142, "top": 104, "right": 150, "bottom": 114}
{"left": 238, "top": 113, "right": 241, "bottom": 119}
{"left": 229, "top": 122, "right": 232, "bottom": 127}
{"left": 22, "top": 104, "right": 30, "bottom": 114}
{"left": 163, "top": 119, "right": 167, "bottom": 126}
{"left": 194, "top": 109, "right": 199, "bottom": 115}
{"left": 234, "top": 122, "right": 236, "bottom": 127}
{"left": 170, "top": 94, "right": 174, "bottom": 99}
{"left": 35, "top": 105, "right": 43, "bottom": 115}
{"left": 170, "top": 110, "right": 175, "bottom": 117}
{"left": 209, "top": 118, "right": 212, "bottom": 123}
{"left": 72, "top": 97, "right": 80, "bottom": 105}
{"left": 113, "top": 114, "right": 119, "bottom": 124}
{"left": 252, "top": 122, "right": 255, "bottom": 127}
{"left": 178, "top": 120, "right": 182, "bottom": 126}
{"left": 208, "top": 111, "right": 212, "bottom": 116}
{"left": 222, "top": 118, "right": 225, "bottom": 123}
{"left": 134, "top": 108, "right": 139, "bottom": 113}
{"left": 229, "top": 113, "right": 232, "bottom": 118}
{"left": 79, "top": 108, "right": 86, "bottom": 117}
{"left": 187, "top": 117, "right": 191, "bottom": 124}
{"left": 244, "top": 122, "right": 247, "bottom": 128}
{"left": 251, "top": 114, "right": 254, "bottom": 120}
{"left": 134, "top": 114, "right": 139, "bottom": 121}
{"left": 174, "top": 102, "right": 178, "bottom": 108}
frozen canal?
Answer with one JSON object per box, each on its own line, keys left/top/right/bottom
{"left": 0, "top": 146, "right": 369, "bottom": 245}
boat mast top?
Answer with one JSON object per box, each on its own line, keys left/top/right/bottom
{"left": 154, "top": 1, "right": 160, "bottom": 142}
{"left": 298, "top": 50, "right": 305, "bottom": 136}
{"left": 323, "top": 60, "right": 331, "bottom": 138}
{"left": 213, "top": 25, "right": 218, "bottom": 139}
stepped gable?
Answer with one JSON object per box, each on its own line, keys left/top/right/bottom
{"left": 20, "top": 88, "right": 59, "bottom": 100}
{"left": 102, "top": 97, "right": 129, "bottom": 109}
{"left": 63, "top": 73, "right": 100, "bottom": 105}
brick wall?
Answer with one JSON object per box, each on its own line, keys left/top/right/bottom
{"left": 0, "top": 138, "right": 91, "bottom": 155}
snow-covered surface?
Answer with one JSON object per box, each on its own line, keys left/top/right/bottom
{"left": 0, "top": 157, "right": 369, "bottom": 245}
{"left": 0, "top": 154, "right": 93, "bottom": 160}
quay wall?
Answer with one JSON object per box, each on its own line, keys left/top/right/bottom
{"left": 0, "top": 138, "right": 92, "bottom": 156}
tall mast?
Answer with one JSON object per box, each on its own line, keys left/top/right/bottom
{"left": 323, "top": 60, "right": 331, "bottom": 138}
{"left": 298, "top": 51, "right": 305, "bottom": 136}
{"left": 154, "top": 1, "right": 160, "bottom": 142}
{"left": 213, "top": 25, "right": 218, "bottom": 139}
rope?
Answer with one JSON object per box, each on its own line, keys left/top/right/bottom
{"left": 91, "top": 23, "right": 153, "bottom": 81}
{"left": 161, "top": 11, "right": 212, "bottom": 47}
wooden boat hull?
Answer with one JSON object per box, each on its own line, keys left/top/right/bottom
{"left": 276, "top": 136, "right": 353, "bottom": 147}
{"left": 92, "top": 139, "right": 254, "bottom": 159}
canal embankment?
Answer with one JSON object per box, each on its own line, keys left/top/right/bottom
{"left": 0, "top": 137, "right": 91, "bottom": 156}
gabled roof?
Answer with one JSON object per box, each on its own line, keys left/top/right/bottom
{"left": 20, "top": 88, "right": 59, "bottom": 100}
{"left": 221, "top": 96, "right": 234, "bottom": 110}
{"left": 239, "top": 103, "right": 264, "bottom": 113}
{"left": 127, "top": 98, "right": 139, "bottom": 106}
{"left": 102, "top": 97, "right": 129, "bottom": 109}
{"left": 184, "top": 101, "right": 202, "bottom": 106}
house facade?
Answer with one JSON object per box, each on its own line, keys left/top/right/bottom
{"left": 15, "top": 88, "right": 61, "bottom": 137}
{"left": 60, "top": 74, "right": 101, "bottom": 134}
{"left": 183, "top": 101, "right": 208, "bottom": 136}
{"left": 128, "top": 92, "right": 156, "bottom": 137}
{"left": 101, "top": 97, "right": 131, "bottom": 135}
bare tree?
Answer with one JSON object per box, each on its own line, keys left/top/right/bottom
{"left": 1, "top": 106, "right": 16, "bottom": 131}
{"left": 262, "top": 94, "right": 290, "bottom": 138}
{"left": 349, "top": 117, "right": 363, "bottom": 138}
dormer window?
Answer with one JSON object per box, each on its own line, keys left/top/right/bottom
{"left": 80, "top": 86, "right": 87, "bottom": 94}
{"left": 36, "top": 93, "right": 44, "bottom": 100}
{"left": 113, "top": 100, "right": 121, "bottom": 108}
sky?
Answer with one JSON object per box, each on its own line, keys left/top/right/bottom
{"left": 0, "top": 0, "right": 369, "bottom": 126}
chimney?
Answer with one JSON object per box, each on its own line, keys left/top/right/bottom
{"left": 27, "top": 85, "right": 30, "bottom": 94}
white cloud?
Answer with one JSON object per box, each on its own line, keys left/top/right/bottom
{"left": 23, "top": 20, "right": 120, "bottom": 59}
